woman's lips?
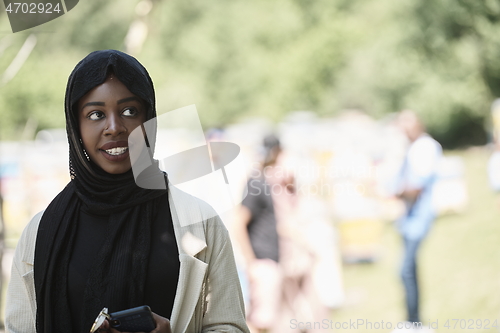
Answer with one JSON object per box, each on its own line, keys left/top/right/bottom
{"left": 105, "top": 147, "right": 129, "bottom": 155}
{"left": 99, "top": 141, "right": 130, "bottom": 162}
{"left": 100, "top": 141, "right": 129, "bottom": 150}
{"left": 99, "top": 148, "right": 130, "bottom": 162}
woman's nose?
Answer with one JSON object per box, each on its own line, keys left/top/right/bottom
{"left": 104, "top": 114, "right": 127, "bottom": 136}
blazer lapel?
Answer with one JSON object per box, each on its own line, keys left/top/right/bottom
{"left": 171, "top": 254, "right": 207, "bottom": 333}
{"left": 168, "top": 184, "right": 208, "bottom": 333}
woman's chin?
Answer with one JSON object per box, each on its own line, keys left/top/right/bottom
{"left": 95, "top": 160, "right": 132, "bottom": 175}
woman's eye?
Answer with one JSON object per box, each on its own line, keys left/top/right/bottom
{"left": 122, "top": 107, "right": 138, "bottom": 117}
{"left": 88, "top": 111, "right": 104, "bottom": 120}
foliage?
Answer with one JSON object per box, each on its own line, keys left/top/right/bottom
{"left": 0, "top": 0, "right": 499, "bottom": 147}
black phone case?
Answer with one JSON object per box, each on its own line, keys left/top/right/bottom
{"left": 109, "top": 305, "right": 156, "bottom": 332}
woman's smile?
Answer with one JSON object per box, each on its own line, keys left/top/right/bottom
{"left": 78, "top": 75, "right": 146, "bottom": 174}
{"left": 99, "top": 140, "right": 129, "bottom": 162}
{"left": 99, "top": 141, "right": 129, "bottom": 158}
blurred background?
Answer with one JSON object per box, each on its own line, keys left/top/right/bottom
{"left": 0, "top": 0, "right": 500, "bottom": 332}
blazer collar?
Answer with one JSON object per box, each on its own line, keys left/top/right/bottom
{"left": 168, "top": 184, "right": 209, "bottom": 333}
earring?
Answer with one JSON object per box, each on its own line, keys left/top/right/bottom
{"left": 79, "top": 139, "right": 90, "bottom": 161}
{"left": 83, "top": 149, "right": 90, "bottom": 161}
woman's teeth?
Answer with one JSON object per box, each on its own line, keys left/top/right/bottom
{"left": 105, "top": 147, "right": 128, "bottom": 155}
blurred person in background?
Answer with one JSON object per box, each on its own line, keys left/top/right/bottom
{"left": 233, "top": 135, "right": 283, "bottom": 333}
{"left": 268, "top": 139, "right": 329, "bottom": 333}
{"left": 234, "top": 134, "right": 327, "bottom": 333}
{"left": 393, "top": 110, "right": 442, "bottom": 332}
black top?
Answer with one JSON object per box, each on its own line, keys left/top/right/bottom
{"left": 241, "top": 177, "right": 280, "bottom": 262}
{"left": 68, "top": 194, "right": 179, "bottom": 332}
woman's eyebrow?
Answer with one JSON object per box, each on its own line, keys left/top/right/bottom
{"left": 82, "top": 101, "right": 105, "bottom": 109}
{"left": 117, "top": 96, "right": 140, "bottom": 104}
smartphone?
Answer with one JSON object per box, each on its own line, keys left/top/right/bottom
{"left": 109, "top": 305, "right": 156, "bottom": 332}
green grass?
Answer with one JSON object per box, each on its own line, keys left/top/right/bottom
{"left": 333, "top": 148, "right": 500, "bottom": 332}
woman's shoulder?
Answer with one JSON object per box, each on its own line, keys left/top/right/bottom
{"left": 168, "top": 185, "right": 229, "bottom": 255}
{"left": 14, "top": 210, "right": 45, "bottom": 265}
{"left": 168, "top": 185, "right": 220, "bottom": 226}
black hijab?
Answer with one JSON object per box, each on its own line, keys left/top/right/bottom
{"left": 33, "top": 50, "right": 167, "bottom": 333}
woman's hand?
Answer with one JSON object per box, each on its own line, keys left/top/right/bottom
{"left": 149, "top": 313, "right": 172, "bottom": 333}
{"left": 97, "top": 312, "right": 172, "bottom": 333}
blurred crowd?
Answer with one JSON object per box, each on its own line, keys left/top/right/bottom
{"left": 220, "top": 110, "right": 468, "bottom": 332}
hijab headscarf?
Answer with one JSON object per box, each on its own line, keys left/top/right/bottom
{"left": 33, "top": 50, "right": 167, "bottom": 333}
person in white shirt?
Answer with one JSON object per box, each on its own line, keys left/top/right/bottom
{"left": 395, "top": 110, "right": 442, "bottom": 327}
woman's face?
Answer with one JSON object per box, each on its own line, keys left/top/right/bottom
{"left": 78, "top": 75, "right": 146, "bottom": 174}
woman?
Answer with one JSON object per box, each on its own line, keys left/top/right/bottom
{"left": 5, "top": 50, "right": 249, "bottom": 333}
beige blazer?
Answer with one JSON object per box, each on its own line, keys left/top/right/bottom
{"left": 5, "top": 184, "right": 250, "bottom": 333}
